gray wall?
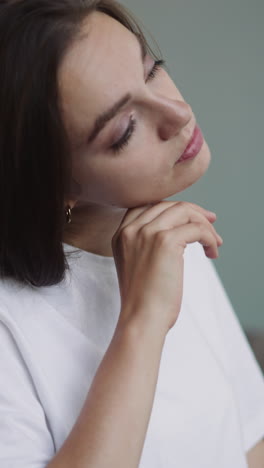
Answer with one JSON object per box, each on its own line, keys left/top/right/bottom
{"left": 120, "top": 0, "right": 264, "bottom": 331}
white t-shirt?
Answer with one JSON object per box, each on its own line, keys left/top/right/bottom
{"left": 0, "top": 242, "right": 263, "bottom": 468}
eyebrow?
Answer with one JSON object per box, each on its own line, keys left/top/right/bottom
{"left": 87, "top": 34, "right": 147, "bottom": 144}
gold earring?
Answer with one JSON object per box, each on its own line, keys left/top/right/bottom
{"left": 65, "top": 206, "right": 72, "bottom": 224}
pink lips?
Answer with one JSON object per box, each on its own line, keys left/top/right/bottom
{"left": 177, "top": 125, "right": 204, "bottom": 163}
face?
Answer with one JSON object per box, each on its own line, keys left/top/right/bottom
{"left": 59, "top": 11, "right": 211, "bottom": 209}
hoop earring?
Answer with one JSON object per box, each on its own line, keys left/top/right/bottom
{"left": 65, "top": 206, "right": 72, "bottom": 224}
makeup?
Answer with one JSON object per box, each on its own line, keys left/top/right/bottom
{"left": 177, "top": 125, "right": 204, "bottom": 163}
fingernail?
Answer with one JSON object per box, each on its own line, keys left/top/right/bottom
{"left": 206, "top": 211, "right": 217, "bottom": 218}
{"left": 217, "top": 235, "right": 223, "bottom": 244}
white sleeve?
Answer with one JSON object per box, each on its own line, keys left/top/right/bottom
{"left": 202, "top": 252, "right": 264, "bottom": 453}
{"left": 0, "top": 317, "right": 55, "bottom": 468}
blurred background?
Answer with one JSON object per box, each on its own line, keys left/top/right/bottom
{"left": 120, "top": 0, "right": 264, "bottom": 368}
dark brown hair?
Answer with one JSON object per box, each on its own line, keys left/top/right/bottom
{"left": 0, "top": 0, "right": 158, "bottom": 287}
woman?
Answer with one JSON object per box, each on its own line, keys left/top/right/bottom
{"left": 0, "top": 0, "right": 263, "bottom": 467}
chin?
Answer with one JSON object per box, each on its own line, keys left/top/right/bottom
{"left": 171, "top": 141, "right": 212, "bottom": 196}
{"left": 194, "top": 140, "right": 211, "bottom": 177}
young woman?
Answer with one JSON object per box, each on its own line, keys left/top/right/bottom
{"left": 0, "top": 0, "right": 263, "bottom": 467}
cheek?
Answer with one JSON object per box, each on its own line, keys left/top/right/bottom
{"left": 71, "top": 144, "right": 170, "bottom": 206}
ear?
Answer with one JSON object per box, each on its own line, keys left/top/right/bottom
{"left": 64, "top": 199, "right": 77, "bottom": 210}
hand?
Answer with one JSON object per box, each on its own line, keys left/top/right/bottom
{"left": 112, "top": 201, "right": 223, "bottom": 334}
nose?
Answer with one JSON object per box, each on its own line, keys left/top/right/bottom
{"left": 150, "top": 95, "right": 192, "bottom": 141}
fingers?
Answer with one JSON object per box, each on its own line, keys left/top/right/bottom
{"left": 137, "top": 203, "right": 221, "bottom": 245}
{"left": 115, "top": 201, "right": 222, "bottom": 248}
{"left": 155, "top": 223, "right": 220, "bottom": 259}
{"left": 114, "top": 204, "right": 153, "bottom": 236}
{"left": 119, "top": 201, "right": 216, "bottom": 231}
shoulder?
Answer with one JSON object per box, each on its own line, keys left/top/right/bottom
{"left": 184, "top": 241, "right": 212, "bottom": 270}
{"left": 184, "top": 241, "right": 220, "bottom": 290}
{"left": 0, "top": 277, "right": 41, "bottom": 322}
{"left": 0, "top": 276, "right": 67, "bottom": 346}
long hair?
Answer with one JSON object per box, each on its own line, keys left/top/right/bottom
{"left": 0, "top": 0, "right": 156, "bottom": 286}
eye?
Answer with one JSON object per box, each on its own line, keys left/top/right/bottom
{"left": 147, "top": 59, "right": 165, "bottom": 81}
{"left": 109, "top": 59, "right": 165, "bottom": 155}
{"left": 110, "top": 116, "right": 136, "bottom": 154}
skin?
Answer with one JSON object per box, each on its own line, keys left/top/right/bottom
{"left": 59, "top": 11, "right": 211, "bottom": 256}
{"left": 58, "top": 11, "right": 264, "bottom": 464}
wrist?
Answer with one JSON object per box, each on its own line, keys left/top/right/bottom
{"left": 116, "top": 304, "right": 168, "bottom": 346}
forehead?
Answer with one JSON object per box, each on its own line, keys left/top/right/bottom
{"left": 58, "top": 12, "right": 141, "bottom": 146}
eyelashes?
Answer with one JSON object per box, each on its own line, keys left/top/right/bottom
{"left": 111, "top": 116, "right": 137, "bottom": 154}
{"left": 147, "top": 59, "right": 165, "bottom": 80}
{"left": 110, "top": 59, "right": 165, "bottom": 155}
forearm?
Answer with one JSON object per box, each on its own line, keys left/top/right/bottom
{"left": 247, "top": 439, "right": 264, "bottom": 468}
{"left": 47, "top": 312, "right": 166, "bottom": 468}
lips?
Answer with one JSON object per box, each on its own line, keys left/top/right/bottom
{"left": 177, "top": 125, "right": 204, "bottom": 163}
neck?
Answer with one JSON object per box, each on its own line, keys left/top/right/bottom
{"left": 63, "top": 203, "right": 128, "bottom": 257}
